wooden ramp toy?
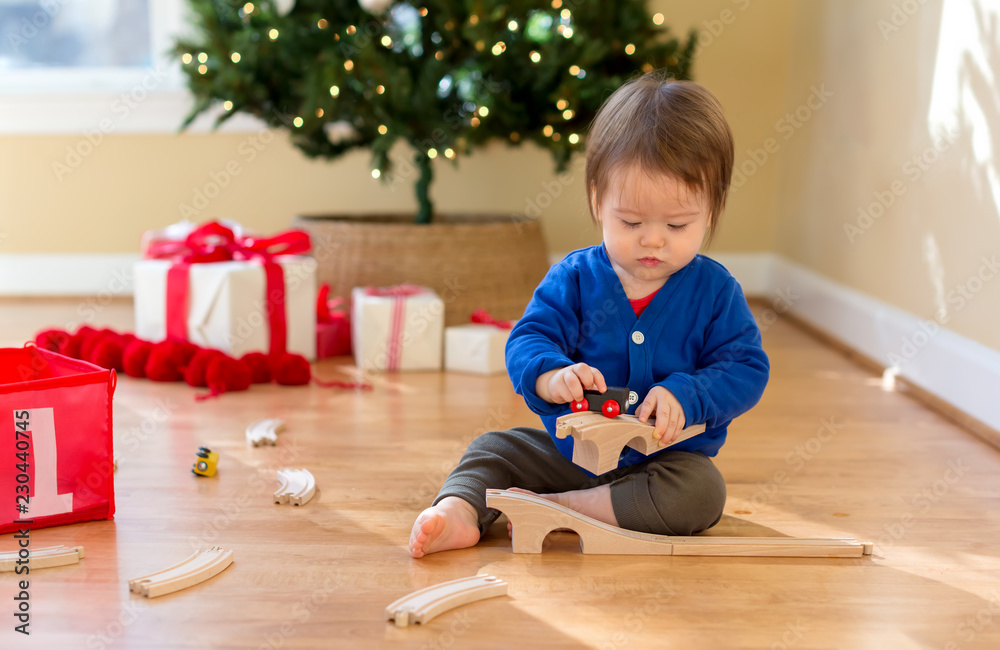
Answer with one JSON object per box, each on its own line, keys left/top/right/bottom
{"left": 274, "top": 468, "right": 316, "bottom": 506}
{"left": 555, "top": 412, "right": 707, "bottom": 475}
{"left": 246, "top": 418, "right": 285, "bottom": 447}
{"left": 486, "top": 489, "right": 873, "bottom": 557}
{"left": 129, "top": 547, "right": 234, "bottom": 598}
{"left": 386, "top": 574, "right": 508, "bottom": 627}
{"left": 1, "top": 545, "right": 84, "bottom": 572}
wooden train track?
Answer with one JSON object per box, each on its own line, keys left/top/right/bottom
{"left": 0, "top": 545, "right": 84, "bottom": 572}
{"left": 274, "top": 468, "right": 316, "bottom": 506}
{"left": 246, "top": 418, "right": 285, "bottom": 447}
{"left": 555, "top": 412, "right": 707, "bottom": 475}
{"left": 385, "top": 574, "right": 508, "bottom": 627}
{"left": 486, "top": 489, "right": 873, "bottom": 557}
{"left": 129, "top": 547, "right": 234, "bottom": 598}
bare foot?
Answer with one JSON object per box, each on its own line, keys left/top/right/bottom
{"left": 409, "top": 496, "right": 481, "bottom": 559}
{"left": 508, "top": 486, "right": 619, "bottom": 527}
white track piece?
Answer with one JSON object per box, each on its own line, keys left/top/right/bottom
{"left": 0, "top": 545, "right": 84, "bottom": 572}
{"left": 129, "top": 547, "right": 234, "bottom": 598}
{"left": 486, "top": 489, "right": 872, "bottom": 557}
{"left": 273, "top": 468, "right": 316, "bottom": 506}
{"left": 385, "top": 575, "right": 508, "bottom": 627}
{"left": 246, "top": 418, "right": 285, "bottom": 447}
{"left": 555, "top": 412, "right": 707, "bottom": 475}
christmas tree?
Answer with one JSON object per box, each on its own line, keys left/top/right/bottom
{"left": 176, "top": 0, "right": 696, "bottom": 223}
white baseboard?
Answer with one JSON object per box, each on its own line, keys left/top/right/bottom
{"left": 0, "top": 254, "right": 138, "bottom": 296}
{"left": 5, "top": 250, "right": 999, "bottom": 434}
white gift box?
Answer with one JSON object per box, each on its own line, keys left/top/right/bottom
{"left": 445, "top": 324, "right": 512, "bottom": 375}
{"left": 133, "top": 256, "right": 317, "bottom": 359}
{"left": 351, "top": 286, "right": 443, "bottom": 371}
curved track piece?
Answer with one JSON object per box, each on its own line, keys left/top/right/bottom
{"left": 555, "top": 412, "right": 707, "bottom": 475}
{"left": 486, "top": 489, "right": 873, "bottom": 557}
{"left": 129, "top": 547, "right": 234, "bottom": 598}
{"left": 246, "top": 418, "right": 285, "bottom": 447}
{"left": 273, "top": 468, "right": 316, "bottom": 506}
{"left": 385, "top": 574, "right": 508, "bottom": 627}
{"left": 0, "top": 545, "right": 84, "bottom": 572}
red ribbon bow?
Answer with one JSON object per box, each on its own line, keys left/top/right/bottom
{"left": 470, "top": 308, "right": 513, "bottom": 329}
{"left": 145, "top": 221, "right": 311, "bottom": 356}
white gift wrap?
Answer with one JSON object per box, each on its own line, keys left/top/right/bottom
{"left": 444, "top": 324, "right": 512, "bottom": 375}
{"left": 133, "top": 256, "right": 317, "bottom": 359}
{"left": 351, "top": 287, "right": 444, "bottom": 371}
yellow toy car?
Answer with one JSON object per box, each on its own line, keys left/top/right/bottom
{"left": 192, "top": 447, "right": 219, "bottom": 477}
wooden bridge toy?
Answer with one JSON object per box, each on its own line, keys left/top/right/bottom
{"left": 486, "top": 489, "right": 873, "bottom": 557}
{"left": 386, "top": 574, "right": 508, "bottom": 627}
{"left": 274, "top": 468, "right": 317, "bottom": 506}
{"left": 246, "top": 418, "right": 285, "bottom": 446}
{"left": 555, "top": 412, "right": 707, "bottom": 475}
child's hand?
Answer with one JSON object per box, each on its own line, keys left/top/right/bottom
{"left": 535, "top": 363, "right": 607, "bottom": 405}
{"left": 636, "top": 386, "right": 686, "bottom": 446}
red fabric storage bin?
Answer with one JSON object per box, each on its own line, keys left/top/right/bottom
{"left": 0, "top": 346, "right": 116, "bottom": 534}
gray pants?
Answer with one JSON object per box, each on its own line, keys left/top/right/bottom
{"left": 433, "top": 427, "right": 727, "bottom": 536}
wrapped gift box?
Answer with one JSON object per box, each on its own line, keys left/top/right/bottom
{"left": 352, "top": 285, "right": 443, "bottom": 371}
{"left": 445, "top": 323, "right": 512, "bottom": 375}
{"left": 134, "top": 256, "right": 317, "bottom": 359}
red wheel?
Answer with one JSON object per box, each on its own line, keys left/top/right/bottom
{"left": 602, "top": 400, "right": 621, "bottom": 418}
{"left": 570, "top": 398, "right": 589, "bottom": 413}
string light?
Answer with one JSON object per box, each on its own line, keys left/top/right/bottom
{"left": 293, "top": 117, "right": 303, "bottom": 127}
{"left": 510, "top": 132, "right": 520, "bottom": 142}
{"left": 428, "top": 148, "right": 438, "bottom": 158}
{"left": 569, "top": 133, "right": 580, "bottom": 144}
{"left": 435, "top": 51, "right": 443, "bottom": 60}
{"left": 563, "top": 27, "right": 574, "bottom": 38}
{"left": 508, "top": 20, "right": 518, "bottom": 31}
{"left": 556, "top": 99, "right": 568, "bottom": 110}
{"left": 231, "top": 52, "right": 241, "bottom": 63}
{"left": 475, "top": 40, "right": 485, "bottom": 51}
{"left": 329, "top": 85, "right": 340, "bottom": 97}
{"left": 344, "top": 60, "right": 354, "bottom": 71}
{"left": 378, "top": 124, "right": 387, "bottom": 134}
{"left": 198, "top": 64, "right": 207, "bottom": 74}
{"left": 569, "top": 65, "right": 580, "bottom": 76}
{"left": 181, "top": 53, "right": 192, "bottom": 64}
{"left": 552, "top": 0, "right": 562, "bottom": 7}
{"left": 470, "top": 117, "right": 481, "bottom": 127}
{"left": 198, "top": 52, "right": 208, "bottom": 63}
{"left": 376, "top": 85, "right": 385, "bottom": 94}
{"left": 444, "top": 148, "right": 455, "bottom": 158}
{"left": 552, "top": 133, "right": 561, "bottom": 141}
{"left": 642, "top": 63, "right": 654, "bottom": 73}
{"left": 315, "top": 108, "right": 324, "bottom": 117}
{"left": 381, "top": 35, "right": 392, "bottom": 47}
{"left": 346, "top": 25, "right": 356, "bottom": 35}
{"left": 492, "top": 41, "right": 506, "bottom": 55}
{"left": 560, "top": 9, "right": 571, "bottom": 19}
{"left": 317, "top": 19, "right": 328, "bottom": 29}
{"left": 478, "top": 106, "right": 489, "bottom": 117}
{"left": 372, "top": 169, "right": 381, "bottom": 179}
{"left": 530, "top": 51, "right": 541, "bottom": 63}
{"left": 562, "top": 109, "right": 574, "bottom": 120}
{"left": 652, "top": 13, "right": 664, "bottom": 25}
{"left": 624, "top": 43, "right": 635, "bottom": 55}
{"left": 223, "top": 101, "right": 233, "bottom": 111}
{"left": 543, "top": 125, "right": 553, "bottom": 137}
{"left": 419, "top": 7, "right": 428, "bottom": 16}
{"left": 268, "top": 28, "right": 279, "bottom": 40}
{"left": 243, "top": 2, "right": 254, "bottom": 14}
{"left": 444, "top": 20, "right": 454, "bottom": 30}
{"left": 469, "top": 14, "right": 479, "bottom": 25}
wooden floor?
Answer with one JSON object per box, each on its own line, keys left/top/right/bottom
{"left": 3, "top": 298, "right": 1000, "bottom": 649}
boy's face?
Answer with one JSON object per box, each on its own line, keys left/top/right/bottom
{"left": 596, "top": 165, "right": 711, "bottom": 296}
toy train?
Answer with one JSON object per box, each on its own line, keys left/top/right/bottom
{"left": 569, "top": 386, "right": 630, "bottom": 418}
{"left": 192, "top": 447, "right": 219, "bottom": 477}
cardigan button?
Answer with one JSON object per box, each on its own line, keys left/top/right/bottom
{"left": 628, "top": 391, "right": 639, "bottom": 406}
{"left": 631, "top": 331, "right": 645, "bottom": 345}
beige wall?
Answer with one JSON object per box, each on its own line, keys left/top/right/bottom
{"left": 3, "top": 1, "right": 996, "bottom": 353}
{"left": 0, "top": 0, "right": 794, "bottom": 258}
{"left": 773, "top": 0, "right": 1000, "bottom": 352}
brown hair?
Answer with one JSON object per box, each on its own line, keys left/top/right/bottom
{"left": 585, "top": 73, "right": 734, "bottom": 243}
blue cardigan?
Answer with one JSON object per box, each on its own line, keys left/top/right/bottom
{"left": 505, "top": 245, "right": 769, "bottom": 470}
